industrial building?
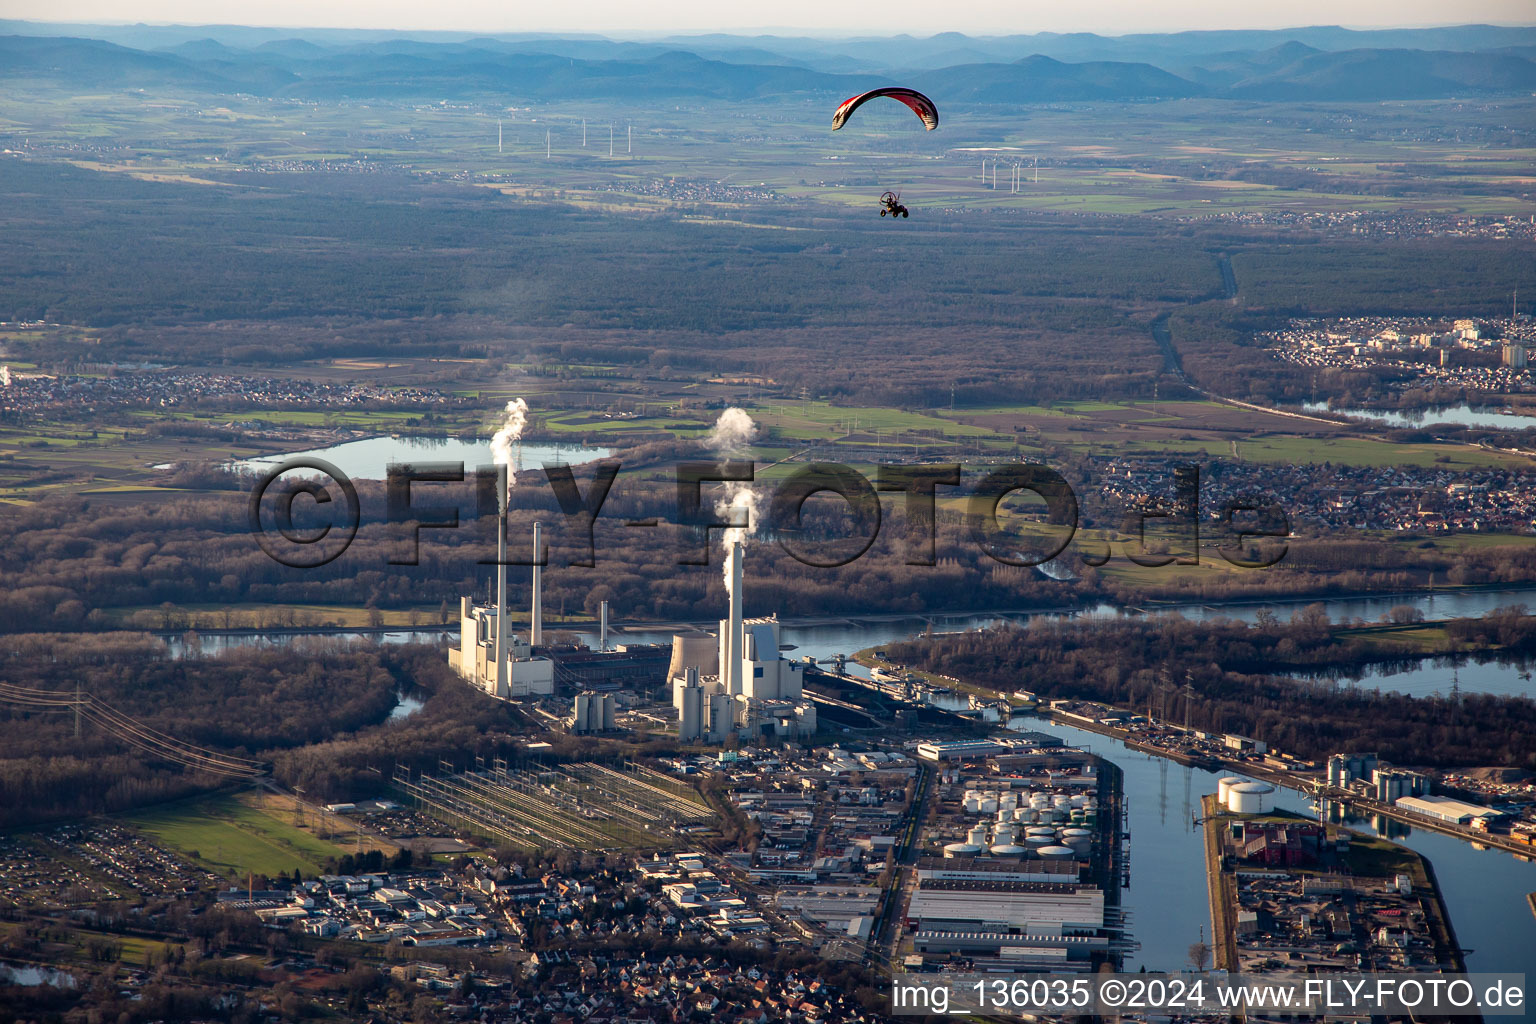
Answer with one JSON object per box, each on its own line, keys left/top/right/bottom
{"left": 916, "top": 737, "right": 1062, "bottom": 762}
{"left": 1394, "top": 794, "right": 1499, "bottom": 827}
{"left": 904, "top": 863, "right": 1128, "bottom": 969}
{"left": 670, "top": 541, "right": 817, "bottom": 743}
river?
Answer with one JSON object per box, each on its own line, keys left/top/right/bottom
{"left": 1017, "top": 717, "right": 1536, "bottom": 976}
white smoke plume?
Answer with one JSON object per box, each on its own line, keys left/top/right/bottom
{"left": 0, "top": 366, "right": 10, "bottom": 387}
{"left": 706, "top": 406, "right": 757, "bottom": 454}
{"left": 708, "top": 407, "right": 759, "bottom": 586}
{"left": 489, "top": 397, "right": 529, "bottom": 508}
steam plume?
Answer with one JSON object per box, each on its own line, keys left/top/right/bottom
{"left": 489, "top": 398, "right": 529, "bottom": 508}
{"left": 0, "top": 366, "right": 10, "bottom": 387}
{"left": 708, "top": 407, "right": 759, "bottom": 586}
{"left": 706, "top": 406, "right": 757, "bottom": 453}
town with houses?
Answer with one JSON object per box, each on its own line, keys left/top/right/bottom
{"left": 1265, "top": 313, "right": 1536, "bottom": 392}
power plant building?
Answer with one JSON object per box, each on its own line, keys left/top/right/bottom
{"left": 450, "top": 597, "right": 555, "bottom": 698}
{"left": 670, "top": 541, "right": 816, "bottom": 743}
{"left": 447, "top": 518, "right": 553, "bottom": 699}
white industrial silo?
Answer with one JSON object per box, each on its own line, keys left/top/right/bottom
{"left": 1217, "top": 777, "right": 1243, "bottom": 805}
{"left": 1227, "top": 781, "right": 1274, "bottom": 814}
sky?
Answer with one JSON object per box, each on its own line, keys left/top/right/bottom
{"left": 3, "top": 0, "right": 1533, "bottom": 35}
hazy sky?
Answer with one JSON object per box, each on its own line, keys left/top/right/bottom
{"left": 5, "top": 0, "right": 1534, "bottom": 35}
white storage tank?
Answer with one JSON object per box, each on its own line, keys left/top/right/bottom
{"left": 1036, "top": 844, "right": 1075, "bottom": 858}
{"left": 989, "top": 843, "right": 1026, "bottom": 857}
{"left": 1227, "top": 781, "right": 1274, "bottom": 814}
{"left": 980, "top": 798, "right": 998, "bottom": 814}
{"left": 968, "top": 825, "right": 990, "bottom": 846}
{"left": 1217, "top": 777, "right": 1243, "bottom": 805}
{"left": 963, "top": 795, "right": 981, "bottom": 814}
{"left": 944, "top": 842, "right": 982, "bottom": 858}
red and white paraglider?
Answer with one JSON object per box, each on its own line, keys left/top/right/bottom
{"left": 831, "top": 87, "right": 939, "bottom": 132}
{"left": 830, "top": 87, "right": 938, "bottom": 219}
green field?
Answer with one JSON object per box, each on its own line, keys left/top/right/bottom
{"left": 121, "top": 793, "right": 350, "bottom": 880}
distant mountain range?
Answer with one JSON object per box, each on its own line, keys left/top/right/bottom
{"left": 2, "top": 22, "right": 1535, "bottom": 103}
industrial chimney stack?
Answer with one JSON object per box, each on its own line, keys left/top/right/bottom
{"left": 531, "top": 521, "right": 544, "bottom": 646}
{"left": 726, "top": 540, "right": 744, "bottom": 694}
{"left": 495, "top": 470, "right": 508, "bottom": 697}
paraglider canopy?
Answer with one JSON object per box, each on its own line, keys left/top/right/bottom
{"left": 831, "top": 87, "right": 939, "bottom": 132}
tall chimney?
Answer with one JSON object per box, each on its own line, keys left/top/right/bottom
{"left": 495, "top": 496, "right": 508, "bottom": 696}
{"left": 599, "top": 600, "right": 609, "bottom": 651}
{"left": 726, "top": 540, "right": 744, "bottom": 694}
{"left": 531, "top": 521, "right": 543, "bottom": 646}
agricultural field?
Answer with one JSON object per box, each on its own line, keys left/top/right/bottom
{"left": 120, "top": 792, "right": 357, "bottom": 881}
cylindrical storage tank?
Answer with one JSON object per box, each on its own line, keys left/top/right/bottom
{"left": 1026, "top": 825, "right": 1055, "bottom": 836}
{"left": 1070, "top": 795, "right": 1088, "bottom": 809}
{"left": 944, "top": 842, "right": 982, "bottom": 859}
{"left": 1026, "top": 834, "right": 1055, "bottom": 846}
{"left": 1217, "top": 777, "right": 1243, "bottom": 805}
{"left": 1000, "top": 794, "right": 1018, "bottom": 810}
{"left": 1327, "top": 755, "right": 1347, "bottom": 788}
{"left": 964, "top": 796, "right": 981, "bottom": 814}
{"left": 968, "top": 825, "right": 989, "bottom": 846}
{"left": 1014, "top": 808, "right": 1031, "bottom": 822}
{"left": 1030, "top": 795, "right": 1049, "bottom": 808}
{"left": 1048, "top": 809, "right": 1067, "bottom": 822}
{"left": 1036, "top": 844, "right": 1074, "bottom": 858}
{"left": 989, "top": 843, "right": 1026, "bottom": 857}
{"left": 1053, "top": 794, "right": 1071, "bottom": 807}
{"left": 980, "top": 798, "right": 998, "bottom": 814}
{"left": 1227, "top": 781, "right": 1274, "bottom": 814}
{"left": 1061, "top": 827, "right": 1093, "bottom": 839}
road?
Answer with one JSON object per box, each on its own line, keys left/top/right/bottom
{"left": 869, "top": 762, "right": 932, "bottom": 965}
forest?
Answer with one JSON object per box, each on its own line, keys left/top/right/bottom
{"left": 2, "top": 161, "right": 1529, "bottom": 410}
{"left": 6, "top": 471, "right": 1536, "bottom": 635}
{"left": 884, "top": 605, "right": 1536, "bottom": 769}
{"left": 0, "top": 639, "right": 562, "bottom": 826}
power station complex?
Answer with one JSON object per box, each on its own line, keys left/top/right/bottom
{"left": 667, "top": 540, "right": 816, "bottom": 743}
{"left": 448, "top": 519, "right": 814, "bottom": 744}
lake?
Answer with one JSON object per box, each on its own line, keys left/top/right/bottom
{"left": 227, "top": 435, "right": 611, "bottom": 480}
{"left": 1300, "top": 401, "right": 1536, "bottom": 432}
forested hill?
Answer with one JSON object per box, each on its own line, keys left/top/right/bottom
{"left": 3, "top": 29, "right": 1536, "bottom": 102}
